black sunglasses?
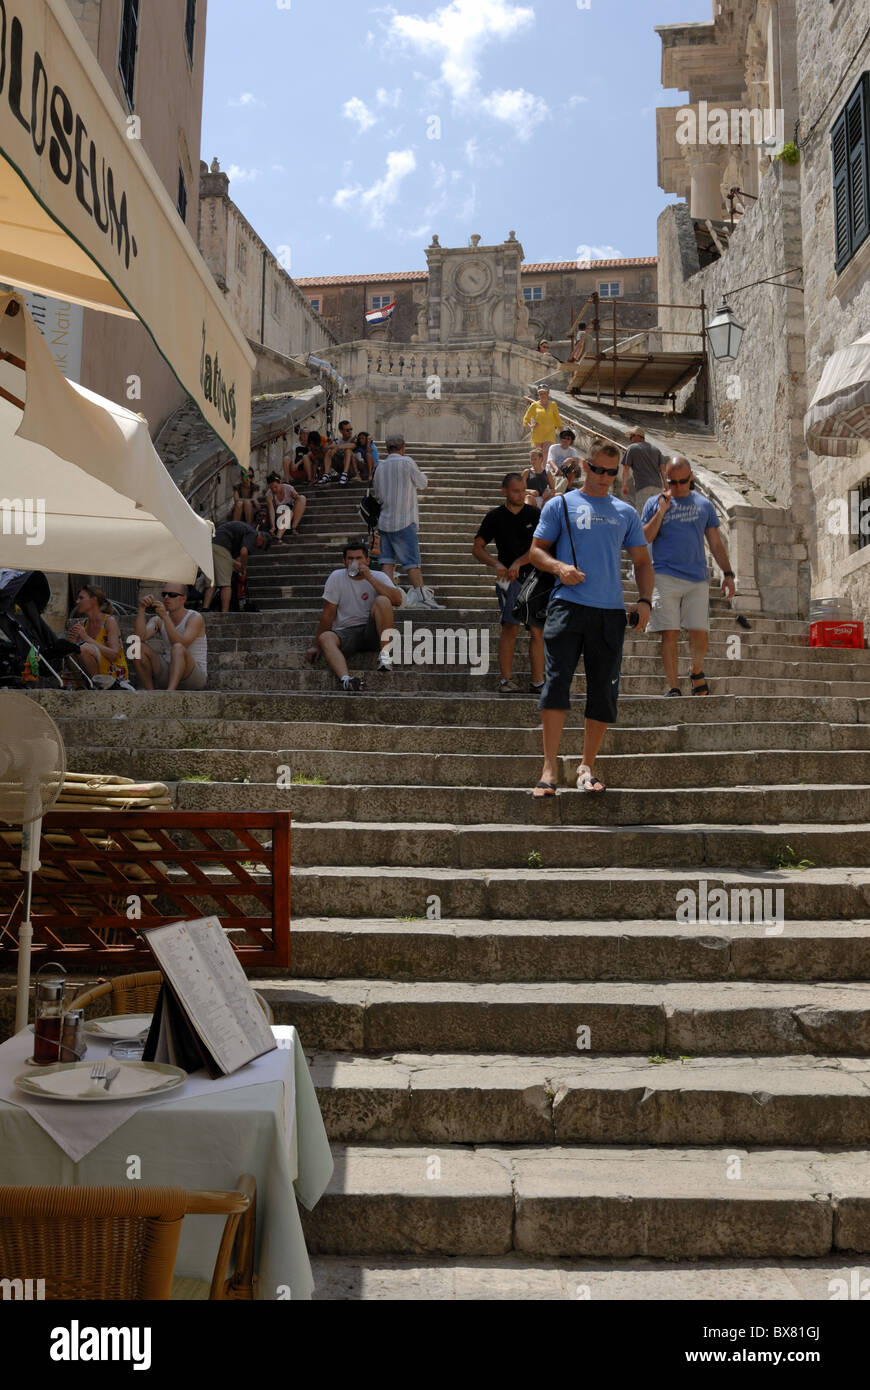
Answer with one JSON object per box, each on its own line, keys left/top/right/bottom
{"left": 588, "top": 462, "right": 619, "bottom": 477}
{"left": 161, "top": 590, "right": 185, "bottom": 598}
{"left": 667, "top": 475, "right": 692, "bottom": 485}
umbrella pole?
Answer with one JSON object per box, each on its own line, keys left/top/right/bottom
{"left": 14, "top": 870, "right": 33, "bottom": 1032}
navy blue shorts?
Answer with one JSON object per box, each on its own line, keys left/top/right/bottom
{"left": 539, "top": 600, "right": 627, "bottom": 721}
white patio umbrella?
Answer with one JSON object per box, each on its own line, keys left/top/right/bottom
{"left": 804, "top": 331, "right": 870, "bottom": 458}
{"left": 0, "top": 291, "right": 214, "bottom": 582}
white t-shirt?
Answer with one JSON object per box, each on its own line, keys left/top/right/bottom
{"left": 547, "top": 443, "right": 581, "bottom": 470}
{"left": 323, "top": 567, "right": 399, "bottom": 629}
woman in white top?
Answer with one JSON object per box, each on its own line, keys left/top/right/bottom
{"left": 132, "top": 584, "right": 208, "bottom": 691}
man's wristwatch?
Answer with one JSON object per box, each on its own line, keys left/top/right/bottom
{"left": 637, "top": 598, "right": 652, "bottom": 607}
{"left": 723, "top": 570, "right": 735, "bottom": 577}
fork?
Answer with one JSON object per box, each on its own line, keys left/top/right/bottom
{"left": 103, "top": 1066, "right": 121, "bottom": 1092}
{"left": 90, "top": 1062, "right": 107, "bottom": 1084}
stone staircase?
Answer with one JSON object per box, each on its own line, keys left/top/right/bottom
{"left": 27, "top": 438, "right": 870, "bottom": 1299}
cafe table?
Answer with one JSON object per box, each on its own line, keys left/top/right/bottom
{"left": 0, "top": 1023, "right": 333, "bottom": 1300}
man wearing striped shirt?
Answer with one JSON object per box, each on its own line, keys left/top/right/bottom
{"left": 372, "top": 434, "right": 444, "bottom": 609}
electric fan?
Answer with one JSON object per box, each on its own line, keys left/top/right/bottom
{"left": 0, "top": 692, "right": 66, "bottom": 1030}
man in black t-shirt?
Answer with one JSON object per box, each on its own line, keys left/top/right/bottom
{"left": 473, "top": 472, "right": 545, "bottom": 694}
{"left": 203, "top": 519, "right": 270, "bottom": 613}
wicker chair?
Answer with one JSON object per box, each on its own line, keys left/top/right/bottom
{"left": 0, "top": 1174, "right": 258, "bottom": 1300}
{"left": 69, "top": 972, "right": 275, "bottom": 1024}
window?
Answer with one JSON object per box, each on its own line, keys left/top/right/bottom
{"left": 308, "top": 298, "right": 321, "bottom": 313}
{"left": 523, "top": 286, "right": 543, "bottom": 302}
{"left": 371, "top": 294, "right": 393, "bottom": 310}
{"left": 118, "top": 0, "right": 140, "bottom": 108}
{"left": 599, "top": 281, "right": 622, "bottom": 298}
{"left": 184, "top": 0, "right": 197, "bottom": 65}
{"left": 236, "top": 238, "right": 247, "bottom": 276}
{"left": 176, "top": 168, "right": 188, "bottom": 223}
{"left": 272, "top": 278, "right": 281, "bottom": 320}
{"left": 832, "top": 73, "right": 869, "bottom": 273}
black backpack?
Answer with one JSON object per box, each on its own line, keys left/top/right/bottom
{"left": 358, "top": 489, "right": 381, "bottom": 531}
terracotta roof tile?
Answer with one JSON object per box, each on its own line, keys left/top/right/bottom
{"left": 295, "top": 257, "right": 656, "bottom": 288}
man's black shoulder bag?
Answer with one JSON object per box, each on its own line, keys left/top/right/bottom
{"left": 512, "top": 494, "right": 578, "bottom": 627}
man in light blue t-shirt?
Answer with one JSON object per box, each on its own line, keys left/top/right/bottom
{"left": 641, "top": 455, "right": 736, "bottom": 696}
{"left": 529, "top": 440, "right": 654, "bottom": 798}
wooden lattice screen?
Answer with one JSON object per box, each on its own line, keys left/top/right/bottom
{"left": 0, "top": 812, "right": 290, "bottom": 967}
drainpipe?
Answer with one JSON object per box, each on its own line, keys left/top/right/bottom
{"left": 260, "top": 247, "right": 266, "bottom": 345}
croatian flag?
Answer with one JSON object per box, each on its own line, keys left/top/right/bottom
{"left": 366, "top": 301, "right": 396, "bottom": 325}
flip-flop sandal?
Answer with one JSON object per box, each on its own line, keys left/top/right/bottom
{"left": 577, "top": 768, "right": 606, "bottom": 793}
{"left": 690, "top": 670, "right": 710, "bottom": 695}
{"left": 532, "top": 781, "right": 557, "bottom": 798}
{"left": 665, "top": 687, "right": 682, "bottom": 697}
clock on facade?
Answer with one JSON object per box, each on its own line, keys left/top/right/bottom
{"left": 455, "top": 260, "right": 492, "bottom": 297}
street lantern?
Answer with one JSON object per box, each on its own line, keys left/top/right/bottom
{"left": 706, "top": 300, "right": 745, "bottom": 361}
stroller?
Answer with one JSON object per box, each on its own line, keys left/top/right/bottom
{"left": 0, "top": 569, "right": 93, "bottom": 689}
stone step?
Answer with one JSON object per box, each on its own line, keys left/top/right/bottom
{"left": 287, "top": 917, "right": 870, "bottom": 983}
{"left": 53, "top": 718, "right": 870, "bottom": 755}
{"left": 66, "top": 745, "right": 870, "bottom": 790}
{"left": 257, "top": 978, "right": 870, "bottom": 1055}
{"left": 31, "top": 690, "right": 868, "bottom": 727}
{"left": 174, "top": 781, "right": 870, "bottom": 827}
{"left": 300, "top": 1144, "right": 870, "bottom": 1258}
{"left": 309, "top": 1253, "right": 870, "bottom": 1301}
{"left": 198, "top": 670, "right": 870, "bottom": 698}
{"left": 308, "top": 1052, "right": 870, "bottom": 1146}
{"left": 283, "top": 866, "right": 870, "bottom": 920}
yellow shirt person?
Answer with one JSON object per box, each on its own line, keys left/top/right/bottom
{"left": 522, "top": 392, "right": 563, "bottom": 449}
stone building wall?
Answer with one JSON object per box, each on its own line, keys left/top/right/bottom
{"left": 297, "top": 261, "right": 658, "bottom": 348}
{"left": 198, "top": 170, "right": 336, "bottom": 361}
{"left": 795, "top": 0, "right": 870, "bottom": 611}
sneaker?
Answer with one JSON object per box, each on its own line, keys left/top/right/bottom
{"left": 339, "top": 474, "right": 348, "bottom": 487}
{"left": 403, "top": 588, "right": 420, "bottom": 608}
{"left": 529, "top": 680, "right": 545, "bottom": 695}
{"left": 339, "top": 675, "right": 364, "bottom": 692}
{"left": 499, "top": 677, "right": 520, "bottom": 693}
{"left": 317, "top": 475, "right": 332, "bottom": 486}
{"left": 377, "top": 653, "right": 393, "bottom": 673}
{"left": 418, "top": 586, "right": 445, "bottom": 610}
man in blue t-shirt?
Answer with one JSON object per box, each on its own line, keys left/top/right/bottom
{"left": 529, "top": 439, "right": 654, "bottom": 798}
{"left": 641, "top": 455, "right": 736, "bottom": 696}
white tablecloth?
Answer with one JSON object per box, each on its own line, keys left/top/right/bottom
{"left": 0, "top": 1025, "right": 333, "bottom": 1300}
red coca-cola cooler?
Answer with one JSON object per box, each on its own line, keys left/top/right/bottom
{"left": 809, "top": 620, "right": 865, "bottom": 648}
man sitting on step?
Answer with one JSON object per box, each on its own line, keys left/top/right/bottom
{"left": 304, "top": 538, "right": 402, "bottom": 692}
{"left": 642, "top": 456, "right": 736, "bottom": 697}
{"left": 473, "top": 472, "right": 546, "bottom": 695}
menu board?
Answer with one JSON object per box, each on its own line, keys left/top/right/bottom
{"left": 142, "top": 916, "right": 276, "bottom": 1076}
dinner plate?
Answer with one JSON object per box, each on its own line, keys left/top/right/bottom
{"left": 14, "top": 1061, "right": 184, "bottom": 1101}
{"left": 82, "top": 1014, "right": 152, "bottom": 1040}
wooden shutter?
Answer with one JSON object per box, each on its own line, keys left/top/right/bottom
{"left": 847, "top": 74, "right": 869, "bottom": 256}
{"left": 832, "top": 108, "right": 851, "bottom": 271}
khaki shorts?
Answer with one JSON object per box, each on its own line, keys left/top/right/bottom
{"left": 152, "top": 655, "right": 208, "bottom": 690}
{"left": 212, "top": 544, "right": 235, "bottom": 588}
{"left": 649, "top": 572, "right": 710, "bottom": 632}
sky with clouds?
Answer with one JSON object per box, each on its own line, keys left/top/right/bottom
{"left": 200, "top": 0, "right": 707, "bottom": 278}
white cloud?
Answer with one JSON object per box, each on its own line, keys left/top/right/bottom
{"left": 387, "top": 0, "right": 548, "bottom": 133}
{"left": 343, "top": 97, "right": 377, "bottom": 133}
{"left": 226, "top": 164, "right": 261, "bottom": 183}
{"left": 567, "top": 94, "right": 588, "bottom": 108}
{"left": 376, "top": 87, "right": 403, "bottom": 108}
{"left": 480, "top": 88, "right": 548, "bottom": 139}
{"left": 229, "top": 92, "right": 264, "bottom": 108}
{"left": 575, "top": 243, "right": 624, "bottom": 263}
{"left": 333, "top": 148, "right": 417, "bottom": 226}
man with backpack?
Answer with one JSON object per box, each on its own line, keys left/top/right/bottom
{"left": 529, "top": 438, "right": 654, "bottom": 797}
{"left": 473, "top": 472, "right": 545, "bottom": 694}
